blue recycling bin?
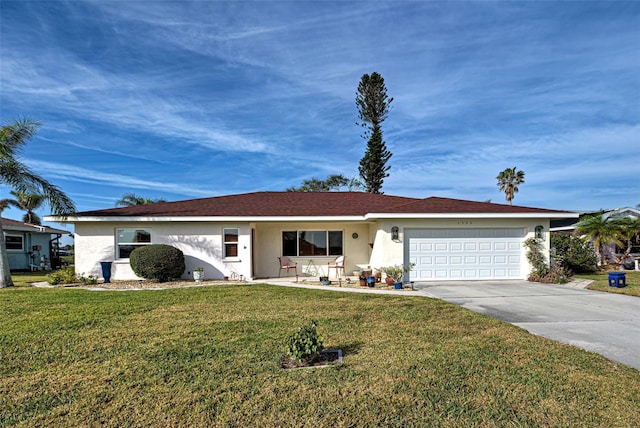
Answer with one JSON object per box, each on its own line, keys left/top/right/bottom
{"left": 100, "top": 261, "right": 113, "bottom": 284}
{"left": 608, "top": 272, "right": 626, "bottom": 288}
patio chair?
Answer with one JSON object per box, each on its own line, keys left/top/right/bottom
{"left": 278, "top": 256, "right": 297, "bottom": 277}
{"left": 327, "top": 255, "right": 345, "bottom": 278}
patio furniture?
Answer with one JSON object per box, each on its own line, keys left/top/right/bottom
{"left": 278, "top": 256, "right": 297, "bottom": 277}
{"left": 327, "top": 256, "right": 345, "bottom": 278}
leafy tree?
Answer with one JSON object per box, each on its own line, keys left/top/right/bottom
{"left": 116, "top": 193, "right": 167, "bottom": 207}
{"left": 574, "top": 214, "right": 623, "bottom": 267}
{"left": 496, "top": 167, "right": 525, "bottom": 205}
{"left": 1, "top": 119, "right": 76, "bottom": 287}
{"left": 9, "top": 190, "right": 45, "bottom": 225}
{"left": 551, "top": 233, "right": 598, "bottom": 273}
{"left": 356, "top": 72, "right": 393, "bottom": 194}
{"left": 616, "top": 216, "right": 640, "bottom": 262}
{"left": 287, "top": 174, "right": 363, "bottom": 192}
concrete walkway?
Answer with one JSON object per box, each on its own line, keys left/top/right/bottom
{"left": 415, "top": 280, "right": 640, "bottom": 371}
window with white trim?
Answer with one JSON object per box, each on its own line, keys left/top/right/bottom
{"left": 223, "top": 228, "right": 239, "bottom": 258}
{"left": 5, "top": 235, "right": 23, "bottom": 251}
{"left": 116, "top": 228, "right": 151, "bottom": 259}
{"left": 282, "top": 230, "right": 343, "bottom": 257}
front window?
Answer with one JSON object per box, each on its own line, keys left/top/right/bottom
{"left": 282, "top": 230, "right": 343, "bottom": 257}
{"left": 5, "top": 235, "right": 23, "bottom": 251}
{"left": 223, "top": 228, "right": 239, "bottom": 258}
{"left": 116, "top": 228, "right": 151, "bottom": 259}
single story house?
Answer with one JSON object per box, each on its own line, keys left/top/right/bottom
{"left": 551, "top": 206, "right": 640, "bottom": 267}
{"left": 46, "top": 192, "right": 576, "bottom": 282}
{"left": 1, "top": 218, "right": 68, "bottom": 271}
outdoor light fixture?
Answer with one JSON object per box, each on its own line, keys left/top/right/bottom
{"left": 391, "top": 226, "right": 399, "bottom": 241}
{"left": 535, "top": 225, "right": 544, "bottom": 239}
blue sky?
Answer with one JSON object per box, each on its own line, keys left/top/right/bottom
{"left": 1, "top": 1, "right": 639, "bottom": 238}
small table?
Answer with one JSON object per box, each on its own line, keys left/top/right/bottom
{"left": 303, "top": 260, "right": 318, "bottom": 277}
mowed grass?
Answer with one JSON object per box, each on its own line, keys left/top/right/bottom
{"left": 1, "top": 284, "right": 639, "bottom": 427}
{"left": 576, "top": 270, "right": 640, "bottom": 297}
{"left": 7, "top": 271, "right": 50, "bottom": 287}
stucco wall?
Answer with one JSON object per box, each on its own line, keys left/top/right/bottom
{"left": 74, "top": 222, "right": 252, "bottom": 281}
{"left": 74, "top": 217, "right": 551, "bottom": 282}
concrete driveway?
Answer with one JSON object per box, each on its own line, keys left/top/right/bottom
{"left": 416, "top": 280, "right": 640, "bottom": 371}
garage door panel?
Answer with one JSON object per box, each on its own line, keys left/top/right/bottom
{"left": 479, "top": 242, "right": 492, "bottom": 251}
{"left": 406, "top": 228, "right": 524, "bottom": 281}
{"left": 450, "top": 256, "right": 463, "bottom": 265}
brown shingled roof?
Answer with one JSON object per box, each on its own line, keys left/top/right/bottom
{"left": 73, "top": 192, "right": 570, "bottom": 217}
{"left": 1, "top": 218, "right": 68, "bottom": 234}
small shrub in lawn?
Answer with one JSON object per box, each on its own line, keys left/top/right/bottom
{"left": 129, "top": 244, "right": 185, "bottom": 282}
{"left": 286, "top": 320, "right": 324, "bottom": 364}
{"left": 47, "top": 267, "right": 77, "bottom": 285}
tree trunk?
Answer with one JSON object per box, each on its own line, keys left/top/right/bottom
{"left": 0, "top": 220, "right": 14, "bottom": 287}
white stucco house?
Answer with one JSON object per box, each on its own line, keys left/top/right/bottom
{"left": 45, "top": 192, "right": 576, "bottom": 282}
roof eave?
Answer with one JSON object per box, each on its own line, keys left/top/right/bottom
{"left": 45, "top": 215, "right": 370, "bottom": 223}
{"left": 366, "top": 212, "right": 579, "bottom": 219}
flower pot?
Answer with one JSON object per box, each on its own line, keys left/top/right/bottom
{"left": 359, "top": 279, "right": 366, "bottom": 286}
{"left": 321, "top": 280, "right": 331, "bottom": 286}
{"left": 193, "top": 270, "right": 204, "bottom": 282}
{"left": 394, "top": 282, "right": 403, "bottom": 290}
{"left": 385, "top": 277, "right": 395, "bottom": 285}
{"left": 366, "top": 276, "right": 375, "bottom": 287}
{"left": 100, "top": 261, "right": 112, "bottom": 284}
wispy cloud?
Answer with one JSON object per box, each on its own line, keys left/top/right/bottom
{"left": 1, "top": 1, "right": 638, "bottom": 213}
{"left": 26, "top": 159, "right": 212, "bottom": 198}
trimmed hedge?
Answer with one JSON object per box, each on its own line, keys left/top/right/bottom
{"left": 129, "top": 244, "right": 186, "bottom": 282}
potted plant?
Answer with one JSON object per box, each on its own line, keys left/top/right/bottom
{"left": 193, "top": 267, "right": 205, "bottom": 282}
{"left": 381, "top": 263, "right": 415, "bottom": 289}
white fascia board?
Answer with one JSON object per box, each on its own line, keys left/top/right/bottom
{"left": 365, "top": 212, "right": 579, "bottom": 220}
{"left": 44, "top": 215, "right": 368, "bottom": 223}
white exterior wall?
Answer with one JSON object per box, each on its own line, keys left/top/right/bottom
{"left": 252, "top": 222, "right": 372, "bottom": 278}
{"left": 74, "top": 217, "right": 551, "bottom": 282}
{"left": 368, "top": 218, "right": 550, "bottom": 280}
{"left": 74, "top": 222, "right": 252, "bottom": 281}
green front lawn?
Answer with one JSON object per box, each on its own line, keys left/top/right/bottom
{"left": 576, "top": 270, "right": 640, "bottom": 297}
{"left": 7, "top": 271, "right": 50, "bottom": 287}
{"left": 1, "top": 284, "right": 639, "bottom": 426}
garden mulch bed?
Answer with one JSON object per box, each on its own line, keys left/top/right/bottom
{"left": 280, "top": 349, "right": 343, "bottom": 369}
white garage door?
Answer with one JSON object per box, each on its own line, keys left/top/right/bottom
{"left": 405, "top": 228, "right": 525, "bottom": 281}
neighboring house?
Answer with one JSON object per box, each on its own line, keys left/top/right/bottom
{"left": 1, "top": 218, "right": 68, "bottom": 271}
{"left": 46, "top": 192, "right": 576, "bottom": 282}
{"left": 551, "top": 207, "right": 640, "bottom": 265}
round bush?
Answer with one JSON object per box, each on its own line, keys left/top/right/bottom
{"left": 129, "top": 244, "right": 186, "bottom": 282}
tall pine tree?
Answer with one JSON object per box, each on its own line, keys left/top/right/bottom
{"left": 356, "top": 72, "right": 392, "bottom": 194}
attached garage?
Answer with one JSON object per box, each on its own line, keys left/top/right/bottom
{"left": 405, "top": 228, "right": 525, "bottom": 281}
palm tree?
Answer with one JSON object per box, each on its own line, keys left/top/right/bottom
{"left": 1, "top": 119, "right": 76, "bottom": 287}
{"left": 496, "top": 167, "right": 525, "bottom": 205}
{"left": 115, "top": 193, "right": 166, "bottom": 207}
{"left": 9, "top": 190, "right": 45, "bottom": 225}
{"left": 574, "top": 214, "right": 623, "bottom": 267}
{"left": 616, "top": 216, "right": 640, "bottom": 261}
